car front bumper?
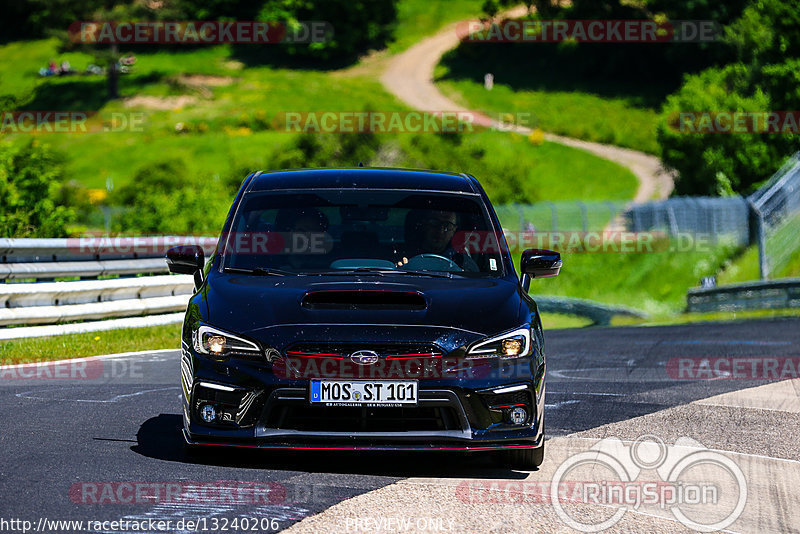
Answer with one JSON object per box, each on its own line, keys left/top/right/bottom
{"left": 181, "top": 346, "right": 545, "bottom": 451}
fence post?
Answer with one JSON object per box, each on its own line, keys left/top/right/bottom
{"left": 578, "top": 202, "right": 588, "bottom": 232}
{"left": 547, "top": 202, "right": 557, "bottom": 232}
{"left": 748, "top": 199, "right": 769, "bottom": 280}
{"left": 606, "top": 202, "right": 619, "bottom": 228}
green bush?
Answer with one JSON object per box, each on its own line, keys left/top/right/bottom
{"left": 111, "top": 158, "right": 231, "bottom": 235}
{"left": 0, "top": 140, "right": 74, "bottom": 237}
{"left": 258, "top": 130, "right": 532, "bottom": 203}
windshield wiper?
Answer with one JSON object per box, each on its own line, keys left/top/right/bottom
{"left": 224, "top": 267, "right": 294, "bottom": 276}
{"left": 320, "top": 267, "right": 455, "bottom": 279}
{"left": 316, "top": 267, "right": 387, "bottom": 276}
{"left": 396, "top": 269, "right": 455, "bottom": 279}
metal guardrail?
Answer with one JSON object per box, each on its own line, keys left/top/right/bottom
{"left": 0, "top": 275, "right": 194, "bottom": 326}
{"left": 0, "top": 237, "right": 218, "bottom": 262}
{"left": 535, "top": 296, "right": 647, "bottom": 326}
{"left": 687, "top": 278, "right": 800, "bottom": 313}
{"left": 0, "top": 259, "right": 169, "bottom": 280}
{"left": 0, "top": 237, "right": 217, "bottom": 281}
{"left": 0, "top": 237, "right": 211, "bottom": 330}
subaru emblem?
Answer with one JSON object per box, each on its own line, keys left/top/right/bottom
{"left": 350, "top": 350, "right": 379, "bottom": 365}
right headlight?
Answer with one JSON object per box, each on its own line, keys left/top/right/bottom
{"left": 192, "top": 324, "right": 278, "bottom": 361}
{"left": 466, "top": 326, "right": 532, "bottom": 360}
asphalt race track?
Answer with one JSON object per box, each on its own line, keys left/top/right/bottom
{"left": 2, "top": 318, "right": 799, "bottom": 533}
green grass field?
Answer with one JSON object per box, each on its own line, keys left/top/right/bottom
{"left": 518, "top": 240, "right": 739, "bottom": 317}
{"left": 433, "top": 36, "right": 675, "bottom": 155}
{"left": 717, "top": 222, "right": 800, "bottom": 284}
{"left": 389, "top": 0, "right": 485, "bottom": 53}
{"left": 437, "top": 77, "right": 661, "bottom": 154}
{"left": 0, "top": 35, "right": 638, "bottom": 200}
{"left": 0, "top": 324, "right": 181, "bottom": 364}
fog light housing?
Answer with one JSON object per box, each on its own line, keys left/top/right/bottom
{"left": 509, "top": 407, "right": 528, "bottom": 425}
{"left": 200, "top": 403, "right": 217, "bottom": 423}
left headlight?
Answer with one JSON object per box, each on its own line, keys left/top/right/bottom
{"left": 192, "top": 324, "right": 262, "bottom": 359}
{"left": 466, "top": 326, "right": 532, "bottom": 360}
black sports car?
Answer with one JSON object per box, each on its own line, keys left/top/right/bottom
{"left": 167, "top": 168, "right": 561, "bottom": 469}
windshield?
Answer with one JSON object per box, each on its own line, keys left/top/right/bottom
{"left": 221, "top": 189, "right": 507, "bottom": 277}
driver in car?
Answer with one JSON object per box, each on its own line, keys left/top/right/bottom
{"left": 274, "top": 208, "right": 331, "bottom": 270}
{"left": 397, "top": 210, "right": 479, "bottom": 272}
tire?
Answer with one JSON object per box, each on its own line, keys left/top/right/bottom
{"left": 498, "top": 442, "right": 545, "bottom": 470}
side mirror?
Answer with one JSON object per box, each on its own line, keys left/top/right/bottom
{"left": 520, "top": 248, "right": 561, "bottom": 292}
{"left": 166, "top": 245, "right": 205, "bottom": 289}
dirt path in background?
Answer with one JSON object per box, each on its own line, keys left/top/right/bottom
{"left": 380, "top": 7, "right": 675, "bottom": 203}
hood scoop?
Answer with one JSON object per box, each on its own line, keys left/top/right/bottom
{"left": 301, "top": 290, "right": 427, "bottom": 311}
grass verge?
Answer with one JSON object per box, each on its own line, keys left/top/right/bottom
{"left": 611, "top": 307, "right": 800, "bottom": 327}
{"left": 0, "top": 323, "right": 181, "bottom": 365}
{"left": 521, "top": 240, "right": 739, "bottom": 317}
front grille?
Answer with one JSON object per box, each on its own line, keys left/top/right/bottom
{"left": 261, "top": 388, "right": 469, "bottom": 433}
{"left": 264, "top": 405, "right": 462, "bottom": 432}
{"left": 285, "top": 342, "right": 442, "bottom": 359}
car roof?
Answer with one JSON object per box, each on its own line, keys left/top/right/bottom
{"left": 247, "top": 168, "right": 478, "bottom": 194}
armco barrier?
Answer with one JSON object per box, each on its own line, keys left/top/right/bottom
{"left": 0, "top": 237, "right": 211, "bottom": 331}
{"left": 0, "top": 275, "right": 194, "bottom": 326}
{"left": 687, "top": 278, "right": 800, "bottom": 313}
{"left": 0, "top": 237, "right": 217, "bottom": 281}
{"left": 534, "top": 296, "right": 647, "bottom": 326}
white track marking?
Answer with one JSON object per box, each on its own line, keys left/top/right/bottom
{"left": 0, "top": 348, "right": 179, "bottom": 371}
{"left": 15, "top": 386, "right": 179, "bottom": 403}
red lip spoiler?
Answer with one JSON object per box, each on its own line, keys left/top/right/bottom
{"left": 184, "top": 431, "right": 543, "bottom": 452}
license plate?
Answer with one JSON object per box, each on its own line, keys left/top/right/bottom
{"left": 310, "top": 380, "right": 418, "bottom": 406}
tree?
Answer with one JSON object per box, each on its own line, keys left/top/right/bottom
{"left": 723, "top": 0, "right": 800, "bottom": 66}
{"left": 257, "top": 0, "right": 399, "bottom": 61}
{"left": 657, "top": 0, "right": 800, "bottom": 195}
{"left": 56, "top": 2, "right": 139, "bottom": 100}
{"left": 0, "top": 141, "right": 75, "bottom": 237}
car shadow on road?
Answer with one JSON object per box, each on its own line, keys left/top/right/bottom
{"left": 131, "top": 414, "right": 532, "bottom": 479}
